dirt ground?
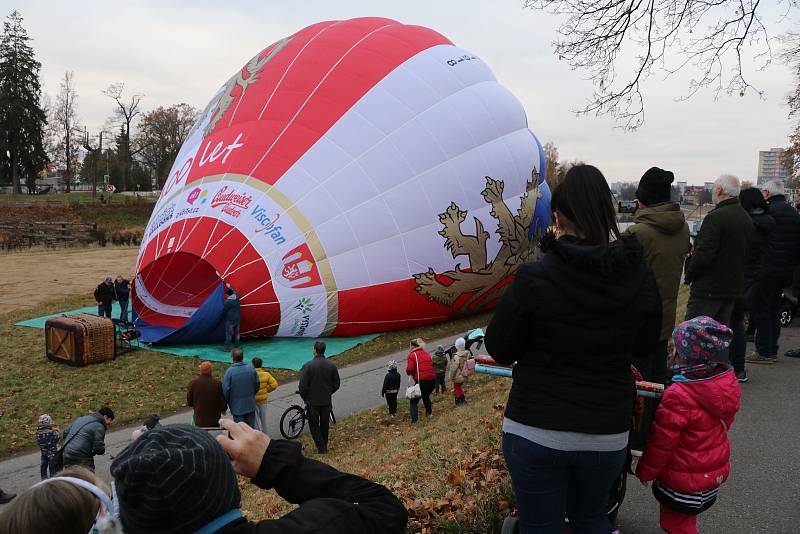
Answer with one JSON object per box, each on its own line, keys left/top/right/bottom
{"left": 0, "top": 246, "right": 139, "bottom": 314}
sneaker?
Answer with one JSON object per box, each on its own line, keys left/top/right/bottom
{"left": 0, "top": 490, "right": 16, "bottom": 504}
{"left": 746, "top": 354, "right": 777, "bottom": 365}
{"left": 736, "top": 370, "right": 749, "bottom": 383}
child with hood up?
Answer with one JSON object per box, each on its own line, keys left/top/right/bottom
{"left": 34, "top": 414, "right": 59, "bottom": 480}
{"left": 431, "top": 345, "right": 449, "bottom": 395}
{"left": 381, "top": 360, "right": 401, "bottom": 415}
{"left": 636, "top": 316, "right": 741, "bottom": 534}
{"left": 449, "top": 338, "right": 471, "bottom": 405}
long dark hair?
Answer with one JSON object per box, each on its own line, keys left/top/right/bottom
{"left": 550, "top": 164, "right": 621, "bottom": 246}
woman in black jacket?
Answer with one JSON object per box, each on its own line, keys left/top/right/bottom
{"left": 730, "top": 188, "right": 776, "bottom": 381}
{"left": 485, "top": 165, "right": 661, "bottom": 533}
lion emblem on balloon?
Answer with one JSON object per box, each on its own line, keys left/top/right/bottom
{"left": 414, "top": 169, "right": 549, "bottom": 314}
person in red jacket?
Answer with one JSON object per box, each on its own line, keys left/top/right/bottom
{"left": 636, "top": 316, "right": 741, "bottom": 534}
{"left": 405, "top": 338, "right": 436, "bottom": 422}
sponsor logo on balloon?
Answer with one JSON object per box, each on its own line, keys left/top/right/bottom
{"left": 177, "top": 188, "right": 208, "bottom": 217}
{"left": 446, "top": 54, "right": 478, "bottom": 67}
{"left": 162, "top": 157, "right": 193, "bottom": 198}
{"left": 187, "top": 187, "right": 208, "bottom": 205}
{"left": 251, "top": 206, "right": 286, "bottom": 245}
{"left": 210, "top": 185, "right": 253, "bottom": 218}
{"left": 280, "top": 243, "right": 322, "bottom": 289}
{"left": 291, "top": 297, "right": 314, "bottom": 336}
{"left": 147, "top": 203, "right": 176, "bottom": 238}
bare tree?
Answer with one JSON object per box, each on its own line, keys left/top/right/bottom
{"left": 783, "top": 32, "right": 800, "bottom": 183}
{"left": 51, "top": 71, "right": 81, "bottom": 193}
{"left": 136, "top": 103, "right": 198, "bottom": 188}
{"left": 525, "top": 0, "right": 798, "bottom": 129}
{"left": 103, "top": 82, "right": 144, "bottom": 191}
{"left": 542, "top": 141, "right": 561, "bottom": 191}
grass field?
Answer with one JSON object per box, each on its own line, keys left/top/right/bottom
{"left": 239, "top": 375, "right": 514, "bottom": 534}
{"left": 0, "top": 192, "right": 154, "bottom": 205}
{"left": 0, "top": 289, "right": 492, "bottom": 459}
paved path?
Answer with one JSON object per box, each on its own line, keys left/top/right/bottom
{"left": 0, "top": 332, "right": 462, "bottom": 498}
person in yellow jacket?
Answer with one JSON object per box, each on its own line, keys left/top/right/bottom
{"left": 252, "top": 357, "right": 279, "bottom": 433}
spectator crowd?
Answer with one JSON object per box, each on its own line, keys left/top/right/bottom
{"left": 2, "top": 164, "right": 799, "bottom": 534}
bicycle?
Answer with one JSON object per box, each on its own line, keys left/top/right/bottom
{"left": 279, "top": 399, "right": 337, "bottom": 440}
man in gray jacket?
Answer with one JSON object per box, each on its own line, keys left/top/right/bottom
{"left": 298, "top": 341, "right": 340, "bottom": 454}
{"left": 63, "top": 406, "right": 114, "bottom": 470}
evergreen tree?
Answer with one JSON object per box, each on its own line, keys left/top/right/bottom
{"left": 0, "top": 10, "right": 47, "bottom": 194}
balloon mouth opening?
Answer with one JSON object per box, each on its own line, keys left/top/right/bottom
{"left": 135, "top": 252, "right": 221, "bottom": 321}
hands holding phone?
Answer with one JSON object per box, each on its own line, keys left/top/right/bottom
{"left": 215, "top": 418, "right": 270, "bottom": 479}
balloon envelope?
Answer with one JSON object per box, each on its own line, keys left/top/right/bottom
{"left": 133, "top": 17, "right": 551, "bottom": 342}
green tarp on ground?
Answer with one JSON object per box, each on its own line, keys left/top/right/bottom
{"left": 16, "top": 307, "right": 378, "bottom": 371}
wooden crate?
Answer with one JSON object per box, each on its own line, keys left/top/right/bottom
{"left": 45, "top": 314, "right": 116, "bottom": 366}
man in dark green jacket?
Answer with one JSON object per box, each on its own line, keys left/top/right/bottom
{"left": 626, "top": 168, "right": 690, "bottom": 380}
{"left": 685, "top": 174, "right": 754, "bottom": 361}
{"left": 625, "top": 167, "right": 690, "bottom": 450}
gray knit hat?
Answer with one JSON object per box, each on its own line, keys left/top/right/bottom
{"left": 110, "top": 424, "right": 240, "bottom": 534}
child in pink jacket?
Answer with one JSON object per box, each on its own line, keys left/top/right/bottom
{"left": 636, "top": 316, "right": 741, "bottom": 534}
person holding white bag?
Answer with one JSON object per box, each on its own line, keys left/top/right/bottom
{"left": 405, "top": 338, "right": 436, "bottom": 422}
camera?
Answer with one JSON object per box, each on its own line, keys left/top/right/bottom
{"left": 201, "top": 427, "right": 231, "bottom": 439}
{"left": 617, "top": 200, "right": 637, "bottom": 214}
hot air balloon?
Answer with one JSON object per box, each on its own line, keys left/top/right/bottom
{"left": 133, "top": 17, "right": 551, "bottom": 343}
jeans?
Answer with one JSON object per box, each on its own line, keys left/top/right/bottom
{"left": 232, "top": 411, "right": 256, "bottom": 428}
{"left": 224, "top": 321, "right": 240, "bottom": 350}
{"left": 685, "top": 297, "right": 735, "bottom": 362}
{"left": 307, "top": 404, "right": 331, "bottom": 452}
{"left": 119, "top": 300, "right": 129, "bottom": 322}
{"left": 98, "top": 303, "right": 112, "bottom": 318}
{"left": 254, "top": 403, "right": 268, "bottom": 433}
{"left": 502, "top": 432, "right": 626, "bottom": 534}
{"left": 409, "top": 379, "right": 435, "bottom": 422}
{"left": 435, "top": 372, "right": 446, "bottom": 393}
{"left": 630, "top": 340, "right": 667, "bottom": 450}
{"left": 40, "top": 453, "right": 53, "bottom": 480}
{"left": 385, "top": 393, "right": 398, "bottom": 415}
{"left": 750, "top": 278, "right": 785, "bottom": 357}
{"left": 730, "top": 305, "right": 747, "bottom": 372}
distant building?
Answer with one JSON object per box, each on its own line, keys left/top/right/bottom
{"left": 676, "top": 181, "right": 687, "bottom": 193}
{"left": 704, "top": 182, "right": 714, "bottom": 191}
{"left": 683, "top": 186, "right": 706, "bottom": 205}
{"left": 757, "top": 147, "right": 791, "bottom": 185}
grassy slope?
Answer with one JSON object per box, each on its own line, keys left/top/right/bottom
{"left": 0, "top": 289, "right": 491, "bottom": 458}
{"left": 240, "top": 375, "right": 515, "bottom": 534}
{"left": 238, "top": 286, "right": 692, "bottom": 533}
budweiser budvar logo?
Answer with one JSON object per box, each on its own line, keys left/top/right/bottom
{"left": 209, "top": 186, "right": 253, "bottom": 218}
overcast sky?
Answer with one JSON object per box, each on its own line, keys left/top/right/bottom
{"left": 7, "top": 0, "right": 797, "bottom": 184}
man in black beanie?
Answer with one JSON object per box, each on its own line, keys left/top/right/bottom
{"left": 110, "top": 423, "right": 407, "bottom": 533}
{"left": 624, "top": 167, "right": 690, "bottom": 450}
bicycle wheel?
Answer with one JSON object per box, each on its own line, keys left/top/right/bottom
{"left": 280, "top": 405, "right": 306, "bottom": 439}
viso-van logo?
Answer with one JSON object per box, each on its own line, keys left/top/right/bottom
{"left": 251, "top": 205, "right": 286, "bottom": 245}
{"left": 210, "top": 186, "right": 253, "bottom": 218}
{"left": 291, "top": 297, "right": 315, "bottom": 336}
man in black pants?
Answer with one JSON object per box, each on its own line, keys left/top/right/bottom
{"left": 298, "top": 341, "right": 340, "bottom": 454}
{"left": 94, "top": 277, "right": 115, "bottom": 318}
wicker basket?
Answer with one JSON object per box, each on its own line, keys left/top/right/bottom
{"left": 45, "top": 314, "right": 116, "bottom": 366}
